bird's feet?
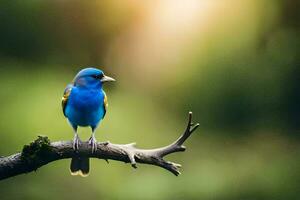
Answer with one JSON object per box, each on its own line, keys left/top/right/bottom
{"left": 73, "top": 134, "right": 81, "bottom": 151}
{"left": 88, "top": 135, "right": 97, "bottom": 153}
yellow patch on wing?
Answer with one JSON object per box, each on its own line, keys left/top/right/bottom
{"left": 62, "top": 85, "right": 72, "bottom": 117}
{"left": 104, "top": 92, "right": 108, "bottom": 110}
{"left": 102, "top": 92, "right": 108, "bottom": 119}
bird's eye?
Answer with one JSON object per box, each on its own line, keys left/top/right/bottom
{"left": 91, "top": 74, "right": 104, "bottom": 79}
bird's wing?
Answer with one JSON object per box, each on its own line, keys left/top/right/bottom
{"left": 102, "top": 91, "right": 108, "bottom": 119}
{"left": 62, "top": 84, "right": 73, "bottom": 117}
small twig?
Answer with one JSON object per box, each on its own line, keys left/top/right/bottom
{"left": 0, "top": 112, "right": 199, "bottom": 180}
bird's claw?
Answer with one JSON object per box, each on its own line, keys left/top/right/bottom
{"left": 89, "top": 136, "right": 97, "bottom": 153}
{"left": 73, "top": 134, "right": 80, "bottom": 151}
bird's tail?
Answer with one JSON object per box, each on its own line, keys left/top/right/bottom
{"left": 70, "top": 157, "right": 90, "bottom": 177}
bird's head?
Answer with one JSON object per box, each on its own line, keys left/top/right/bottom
{"left": 73, "top": 68, "right": 115, "bottom": 88}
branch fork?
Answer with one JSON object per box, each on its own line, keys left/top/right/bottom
{"left": 116, "top": 112, "right": 199, "bottom": 175}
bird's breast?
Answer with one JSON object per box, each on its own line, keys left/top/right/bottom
{"left": 71, "top": 89, "right": 103, "bottom": 107}
{"left": 65, "top": 88, "right": 105, "bottom": 127}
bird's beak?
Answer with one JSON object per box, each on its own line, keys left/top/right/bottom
{"left": 101, "top": 75, "right": 115, "bottom": 83}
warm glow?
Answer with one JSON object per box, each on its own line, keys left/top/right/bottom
{"left": 110, "top": 1, "right": 260, "bottom": 87}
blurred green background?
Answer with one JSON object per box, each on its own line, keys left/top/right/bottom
{"left": 0, "top": 0, "right": 299, "bottom": 199}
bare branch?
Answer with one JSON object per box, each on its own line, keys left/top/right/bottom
{"left": 0, "top": 112, "right": 199, "bottom": 180}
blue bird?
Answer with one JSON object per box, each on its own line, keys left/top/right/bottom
{"left": 62, "top": 68, "right": 115, "bottom": 176}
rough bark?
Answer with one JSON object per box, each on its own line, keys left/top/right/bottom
{"left": 0, "top": 112, "right": 199, "bottom": 180}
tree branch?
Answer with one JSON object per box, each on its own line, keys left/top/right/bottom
{"left": 0, "top": 112, "right": 199, "bottom": 180}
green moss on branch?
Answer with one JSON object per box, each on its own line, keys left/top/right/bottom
{"left": 21, "top": 136, "right": 52, "bottom": 170}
